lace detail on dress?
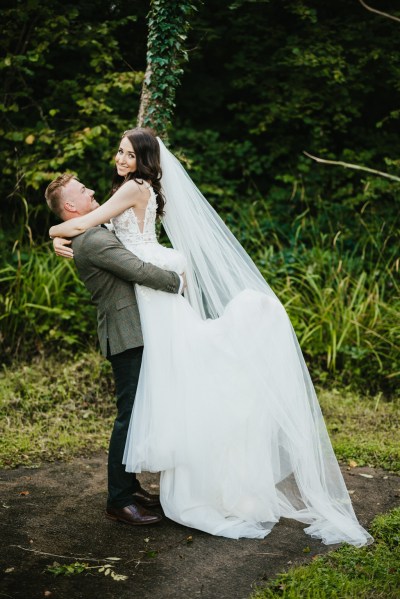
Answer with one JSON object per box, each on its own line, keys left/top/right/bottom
{"left": 111, "top": 181, "right": 187, "bottom": 302}
{"left": 111, "top": 183, "right": 158, "bottom": 246}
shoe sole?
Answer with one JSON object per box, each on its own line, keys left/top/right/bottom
{"left": 105, "top": 512, "right": 161, "bottom": 526}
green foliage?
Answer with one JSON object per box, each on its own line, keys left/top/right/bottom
{"left": 46, "top": 562, "right": 89, "bottom": 577}
{"left": 45, "top": 560, "right": 128, "bottom": 581}
{"left": 252, "top": 508, "right": 400, "bottom": 599}
{"left": 0, "top": 244, "right": 96, "bottom": 359}
{"left": 177, "top": 0, "right": 400, "bottom": 194}
{"left": 1, "top": 0, "right": 399, "bottom": 395}
{"left": 0, "top": 0, "right": 144, "bottom": 239}
{"left": 257, "top": 239, "right": 399, "bottom": 393}
{"left": 370, "top": 509, "right": 400, "bottom": 549}
{"left": 140, "top": 0, "right": 199, "bottom": 135}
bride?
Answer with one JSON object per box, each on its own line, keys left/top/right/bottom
{"left": 50, "top": 127, "right": 372, "bottom": 546}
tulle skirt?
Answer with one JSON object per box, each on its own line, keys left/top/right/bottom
{"left": 123, "top": 242, "right": 372, "bottom": 545}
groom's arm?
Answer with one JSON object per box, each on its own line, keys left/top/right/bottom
{"left": 77, "top": 227, "right": 181, "bottom": 294}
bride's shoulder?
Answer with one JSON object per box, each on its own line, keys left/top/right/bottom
{"left": 116, "top": 179, "right": 144, "bottom": 202}
{"left": 121, "top": 178, "right": 151, "bottom": 194}
{"left": 121, "top": 178, "right": 141, "bottom": 191}
{"left": 134, "top": 178, "right": 152, "bottom": 191}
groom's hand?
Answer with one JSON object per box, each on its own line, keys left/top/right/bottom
{"left": 53, "top": 237, "right": 74, "bottom": 259}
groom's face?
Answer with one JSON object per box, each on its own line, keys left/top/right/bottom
{"left": 62, "top": 178, "right": 99, "bottom": 219}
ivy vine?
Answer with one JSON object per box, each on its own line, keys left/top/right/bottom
{"left": 137, "top": 0, "right": 199, "bottom": 136}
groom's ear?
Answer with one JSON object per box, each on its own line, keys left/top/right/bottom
{"left": 63, "top": 201, "right": 77, "bottom": 215}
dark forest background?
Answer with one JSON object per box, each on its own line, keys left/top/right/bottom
{"left": 1, "top": 0, "right": 399, "bottom": 394}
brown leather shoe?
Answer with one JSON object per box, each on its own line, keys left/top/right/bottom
{"left": 106, "top": 502, "right": 162, "bottom": 526}
{"left": 133, "top": 485, "right": 161, "bottom": 508}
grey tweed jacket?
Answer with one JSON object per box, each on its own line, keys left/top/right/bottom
{"left": 71, "top": 227, "right": 180, "bottom": 357}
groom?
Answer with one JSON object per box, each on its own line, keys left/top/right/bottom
{"left": 45, "top": 174, "right": 183, "bottom": 526}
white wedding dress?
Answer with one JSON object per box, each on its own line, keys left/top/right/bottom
{"left": 114, "top": 183, "right": 372, "bottom": 546}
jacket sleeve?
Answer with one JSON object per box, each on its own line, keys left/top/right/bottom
{"left": 82, "top": 228, "right": 180, "bottom": 293}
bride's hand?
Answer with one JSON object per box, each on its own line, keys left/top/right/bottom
{"left": 53, "top": 237, "right": 74, "bottom": 259}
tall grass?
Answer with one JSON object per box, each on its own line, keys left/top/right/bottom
{"left": 0, "top": 244, "right": 96, "bottom": 359}
{"left": 256, "top": 244, "right": 399, "bottom": 392}
{"left": 232, "top": 198, "right": 400, "bottom": 394}
{"left": 1, "top": 201, "right": 399, "bottom": 394}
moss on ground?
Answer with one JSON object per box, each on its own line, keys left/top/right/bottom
{"left": 251, "top": 508, "right": 400, "bottom": 599}
{"left": 0, "top": 354, "right": 399, "bottom": 472}
{"left": 0, "top": 351, "right": 114, "bottom": 468}
{"left": 319, "top": 388, "right": 400, "bottom": 472}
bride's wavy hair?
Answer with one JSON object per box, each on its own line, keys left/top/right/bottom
{"left": 111, "top": 127, "right": 165, "bottom": 217}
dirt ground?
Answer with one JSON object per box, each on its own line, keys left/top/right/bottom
{"left": 0, "top": 453, "right": 399, "bottom": 599}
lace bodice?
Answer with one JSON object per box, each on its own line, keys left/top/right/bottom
{"left": 111, "top": 183, "right": 158, "bottom": 246}
{"left": 111, "top": 181, "right": 186, "bottom": 276}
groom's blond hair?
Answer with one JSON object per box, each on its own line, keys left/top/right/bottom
{"left": 45, "top": 173, "right": 76, "bottom": 218}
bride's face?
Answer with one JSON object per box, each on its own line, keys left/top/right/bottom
{"left": 115, "top": 136, "right": 137, "bottom": 176}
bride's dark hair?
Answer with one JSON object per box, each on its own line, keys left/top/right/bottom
{"left": 111, "top": 127, "right": 165, "bottom": 217}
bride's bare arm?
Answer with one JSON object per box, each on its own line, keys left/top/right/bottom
{"left": 49, "top": 180, "right": 141, "bottom": 239}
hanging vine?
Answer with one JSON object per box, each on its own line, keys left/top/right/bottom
{"left": 137, "top": 0, "right": 199, "bottom": 137}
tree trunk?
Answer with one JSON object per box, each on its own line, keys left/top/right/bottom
{"left": 137, "top": 0, "right": 199, "bottom": 137}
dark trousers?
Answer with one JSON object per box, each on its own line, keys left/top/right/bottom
{"left": 106, "top": 344, "right": 143, "bottom": 508}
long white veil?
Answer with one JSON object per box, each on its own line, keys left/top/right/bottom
{"left": 158, "top": 137, "right": 372, "bottom": 546}
{"left": 160, "top": 140, "right": 278, "bottom": 318}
